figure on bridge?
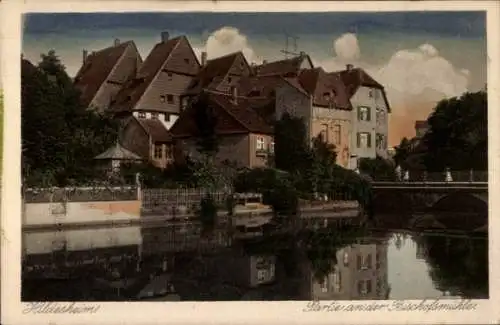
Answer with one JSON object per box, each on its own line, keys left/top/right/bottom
{"left": 445, "top": 168, "right": 453, "bottom": 182}
{"left": 403, "top": 170, "right": 410, "bottom": 182}
{"left": 395, "top": 165, "right": 402, "bottom": 181}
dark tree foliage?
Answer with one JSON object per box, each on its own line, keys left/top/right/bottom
{"left": 421, "top": 235, "right": 488, "bottom": 298}
{"left": 359, "top": 156, "right": 396, "bottom": 181}
{"left": 274, "top": 113, "right": 312, "bottom": 173}
{"left": 393, "top": 137, "right": 411, "bottom": 169}
{"left": 422, "top": 91, "right": 487, "bottom": 171}
{"left": 22, "top": 51, "right": 119, "bottom": 186}
{"left": 192, "top": 93, "right": 219, "bottom": 156}
{"left": 120, "top": 158, "right": 196, "bottom": 188}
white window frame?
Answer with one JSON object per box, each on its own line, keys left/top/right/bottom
{"left": 138, "top": 112, "right": 146, "bottom": 119}
{"left": 256, "top": 137, "right": 265, "bottom": 151}
{"left": 320, "top": 276, "right": 329, "bottom": 293}
{"left": 153, "top": 144, "right": 163, "bottom": 159}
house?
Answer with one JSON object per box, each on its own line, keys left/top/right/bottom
{"left": 110, "top": 32, "right": 200, "bottom": 130}
{"left": 254, "top": 52, "right": 314, "bottom": 77}
{"left": 170, "top": 89, "right": 274, "bottom": 168}
{"left": 297, "top": 238, "right": 390, "bottom": 300}
{"left": 415, "top": 120, "right": 429, "bottom": 138}
{"left": 73, "top": 39, "right": 143, "bottom": 113}
{"left": 120, "top": 117, "right": 174, "bottom": 169}
{"left": 183, "top": 51, "right": 252, "bottom": 99}
{"left": 331, "top": 65, "right": 391, "bottom": 166}
{"left": 94, "top": 142, "right": 143, "bottom": 172}
{"left": 297, "top": 68, "right": 354, "bottom": 168}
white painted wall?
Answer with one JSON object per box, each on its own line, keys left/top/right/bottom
{"left": 24, "top": 200, "right": 141, "bottom": 226}
{"left": 24, "top": 226, "right": 142, "bottom": 255}
{"left": 132, "top": 111, "right": 179, "bottom": 130}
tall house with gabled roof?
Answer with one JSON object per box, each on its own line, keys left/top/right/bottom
{"left": 110, "top": 32, "right": 200, "bottom": 131}
{"left": 331, "top": 65, "right": 391, "bottom": 166}
{"left": 254, "top": 52, "right": 314, "bottom": 77}
{"left": 73, "top": 39, "right": 142, "bottom": 113}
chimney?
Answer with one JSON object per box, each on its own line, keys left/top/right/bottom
{"left": 299, "top": 51, "right": 306, "bottom": 57}
{"left": 83, "top": 49, "right": 88, "bottom": 64}
{"left": 346, "top": 64, "right": 354, "bottom": 71}
{"left": 201, "top": 51, "right": 207, "bottom": 66}
{"left": 161, "top": 31, "right": 170, "bottom": 43}
{"left": 262, "top": 60, "right": 268, "bottom": 65}
{"left": 114, "top": 38, "right": 120, "bottom": 46}
{"left": 231, "top": 86, "right": 238, "bottom": 104}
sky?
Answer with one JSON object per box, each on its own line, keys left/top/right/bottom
{"left": 22, "top": 12, "right": 487, "bottom": 146}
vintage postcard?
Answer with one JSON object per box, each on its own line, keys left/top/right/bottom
{"left": 1, "top": 0, "right": 499, "bottom": 324}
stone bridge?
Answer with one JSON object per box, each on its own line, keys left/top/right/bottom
{"left": 371, "top": 181, "right": 488, "bottom": 214}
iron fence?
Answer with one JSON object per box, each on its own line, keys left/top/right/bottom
{"left": 141, "top": 188, "right": 231, "bottom": 214}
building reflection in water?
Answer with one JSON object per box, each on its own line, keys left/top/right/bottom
{"left": 297, "top": 236, "right": 391, "bottom": 301}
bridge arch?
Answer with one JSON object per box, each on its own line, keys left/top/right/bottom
{"left": 430, "top": 192, "right": 488, "bottom": 214}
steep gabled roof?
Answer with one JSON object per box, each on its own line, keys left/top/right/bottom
{"left": 297, "top": 68, "right": 352, "bottom": 110}
{"left": 186, "top": 51, "right": 248, "bottom": 94}
{"left": 332, "top": 67, "right": 391, "bottom": 112}
{"left": 94, "top": 143, "right": 142, "bottom": 160}
{"left": 110, "top": 36, "right": 191, "bottom": 113}
{"left": 254, "top": 54, "right": 313, "bottom": 77}
{"left": 74, "top": 41, "right": 138, "bottom": 108}
{"left": 170, "top": 91, "right": 273, "bottom": 138}
{"left": 137, "top": 118, "right": 172, "bottom": 143}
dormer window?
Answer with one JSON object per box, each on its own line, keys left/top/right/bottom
{"left": 227, "top": 76, "right": 232, "bottom": 83}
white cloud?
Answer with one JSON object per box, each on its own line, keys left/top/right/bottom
{"left": 333, "top": 33, "right": 361, "bottom": 61}
{"left": 194, "top": 26, "right": 259, "bottom": 64}
{"left": 319, "top": 33, "right": 470, "bottom": 112}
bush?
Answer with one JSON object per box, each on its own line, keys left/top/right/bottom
{"left": 359, "top": 156, "right": 396, "bottom": 181}
{"left": 198, "top": 194, "right": 218, "bottom": 231}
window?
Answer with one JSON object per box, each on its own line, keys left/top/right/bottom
{"left": 184, "top": 58, "right": 190, "bottom": 64}
{"left": 357, "top": 254, "right": 372, "bottom": 270}
{"left": 333, "top": 271, "right": 342, "bottom": 292}
{"left": 357, "top": 132, "right": 372, "bottom": 148}
{"left": 164, "top": 113, "right": 170, "bottom": 121}
{"left": 320, "top": 276, "right": 329, "bottom": 293}
{"left": 138, "top": 112, "right": 146, "bottom": 119}
{"left": 358, "top": 280, "right": 372, "bottom": 295}
{"left": 376, "top": 133, "right": 385, "bottom": 149}
{"left": 256, "top": 137, "right": 265, "bottom": 151}
{"left": 167, "top": 94, "right": 174, "bottom": 104}
{"left": 368, "top": 89, "right": 374, "bottom": 98}
{"left": 181, "top": 97, "right": 189, "bottom": 110}
{"left": 333, "top": 125, "right": 341, "bottom": 145}
{"left": 167, "top": 72, "right": 173, "bottom": 80}
{"left": 257, "top": 269, "right": 266, "bottom": 282}
{"left": 376, "top": 252, "right": 381, "bottom": 270}
{"left": 366, "top": 279, "right": 372, "bottom": 294}
{"left": 269, "top": 141, "right": 275, "bottom": 154}
{"left": 358, "top": 106, "right": 371, "bottom": 121}
{"left": 160, "top": 95, "right": 166, "bottom": 103}
{"left": 151, "top": 112, "right": 159, "bottom": 120}
{"left": 343, "top": 252, "right": 349, "bottom": 266}
{"left": 227, "top": 76, "right": 232, "bottom": 83}
{"left": 153, "top": 144, "right": 163, "bottom": 159}
{"left": 319, "top": 124, "right": 328, "bottom": 142}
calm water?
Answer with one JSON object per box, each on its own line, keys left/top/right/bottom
{"left": 22, "top": 214, "right": 488, "bottom": 301}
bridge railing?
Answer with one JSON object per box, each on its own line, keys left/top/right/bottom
{"left": 373, "top": 170, "right": 488, "bottom": 183}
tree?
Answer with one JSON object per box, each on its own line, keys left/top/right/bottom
{"left": 423, "top": 91, "right": 487, "bottom": 171}
{"left": 274, "top": 113, "right": 312, "bottom": 174}
{"left": 359, "top": 156, "right": 396, "bottom": 181}
{"left": 22, "top": 51, "right": 119, "bottom": 186}
{"left": 393, "top": 137, "right": 411, "bottom": 169}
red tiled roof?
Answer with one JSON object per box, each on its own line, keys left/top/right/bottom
{"left": 170, "top": 91, "right": 273, "bottom": 138}
{"left": 137, "top": 118, "right": 172, "bottom": 143}
{"left": 255, "top": 54, "right": 313, "bottom": 77}
{"left": 297, "top": 68, "right": 352, "bottom": 110}
{"left": 332, "top": 67, "right": 391, "bottom": 112}
{"left": 186, "top": 52, "right": 243, "bottom": 94}
{"left": 415, "top": 120, "right": 429, "bottom": 128}
{"left": 110, "top": 37, "right": 183, "bottom": 113}
{"left": 74, "top": 41, "right": 135, "bottom": 108}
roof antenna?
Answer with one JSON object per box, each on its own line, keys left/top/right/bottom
{"left": 280, "top": 32, "right": 299, "bottom": 59}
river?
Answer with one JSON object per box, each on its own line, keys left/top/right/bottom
{"left": 21, "top": 212, "right": 488, "bottom": 301}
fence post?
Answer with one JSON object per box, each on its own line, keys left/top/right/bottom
{"left": 135, "top": 173, "right": 141, "bottom": 201}
{"left": 445, "top": 168, "right": 453, "bottom": 182}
